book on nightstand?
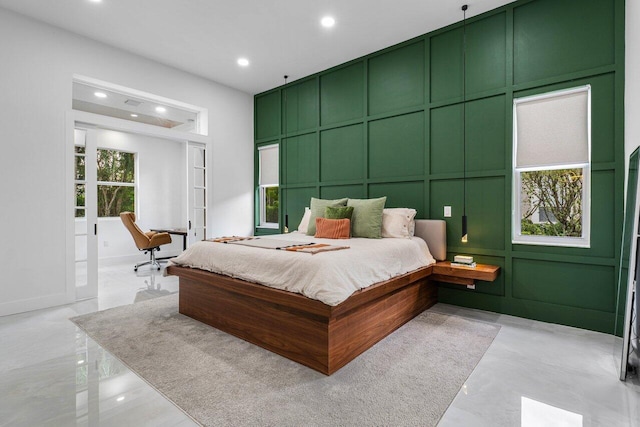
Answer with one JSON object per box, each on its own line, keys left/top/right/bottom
{"left": 454, "top": 255, "right": 474, "bottom": 264}
{"left": 451, "top": 262, "right": 477, "bottom": 268}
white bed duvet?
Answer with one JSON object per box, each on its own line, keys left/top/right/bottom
{"left": 170, "top": 232, "right": 436, "bottom": 306}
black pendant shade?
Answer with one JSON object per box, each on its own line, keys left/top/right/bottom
{"left": 461, "top": 214, "right": 468, "bottom": 243}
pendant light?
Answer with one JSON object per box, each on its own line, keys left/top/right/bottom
{"left": 461, "top": 4, "right": 469, "bottom": 244}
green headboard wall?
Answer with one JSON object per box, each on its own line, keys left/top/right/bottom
{"left": 253, "top": 0, "right": 625, "bottom": 334}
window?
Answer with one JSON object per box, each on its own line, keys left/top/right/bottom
{"left": 513, "top": 86, "right": 591, "bottom": 247}
{"left": 258, "top": 144, "right": 279, "bottom": 227}
{"left": 96, "top": 149, "right": 136, "bottom": 217}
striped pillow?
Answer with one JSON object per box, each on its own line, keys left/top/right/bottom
{"left": 314, "top": 218, "right": 351, "bottom": 239}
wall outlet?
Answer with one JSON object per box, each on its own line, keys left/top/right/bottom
{"left": 103, "top": 241, "right": 109, "bottom": 247}
{"left": 444, "top": 206, "right": 452, "bottom": 217}
{"left": 466, "top": 284, "right": 476, "bottom": 290}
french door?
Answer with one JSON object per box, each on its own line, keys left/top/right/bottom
{"left": 74, "top": 128, "right": 98, "bottom": 300}
{"left": 72, "top": 130, "right": 208, "bottom": 300}
{"left": 187, "top": 142, "right": 207, "bottom": 245}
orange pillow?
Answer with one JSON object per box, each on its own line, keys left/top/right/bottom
{"left": 315, "top": 218, "right": 351, "bottom": 239}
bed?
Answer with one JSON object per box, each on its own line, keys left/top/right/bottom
{"left": 166, "top": 219, "right": 447, "bottom": 375}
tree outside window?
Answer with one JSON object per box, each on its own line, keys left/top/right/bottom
{"left": 520, "top": 168, "right": 583, "bottom": 237}
{"left": 96, "top": 149, "right": 135, "bottom": 217}
{"left": 264, "top": 186, "right": 279, "bottom": 224}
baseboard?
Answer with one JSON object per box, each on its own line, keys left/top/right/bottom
{"left": 0, "top": 292, "right": 71, "bottom": 317}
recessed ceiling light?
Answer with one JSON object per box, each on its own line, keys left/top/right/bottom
{"left": 321, "top": 16, "right": 335, "bottom": 28}
{"left": 155, "top": 106, "right": 166, "bottom": 113}
{"left": 94, "top": 92, "right": 107, "bottom": 98}
{"left": 116, "top": 396, "right": 125, "bottom": 402}
{"left": 89, "top": 0, "right": 102, "bottom": 3}
{"left": 237, "top": 58, "right": 249, "bottom": 67}
{"left": 130, "top": 114, "right": 138, "bottom": 118}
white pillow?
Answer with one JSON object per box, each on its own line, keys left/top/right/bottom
{"left": 381, "top": 208, "right": 417, "bottom": 238}
{"left": 297, "top": 207, "right": 311, "bottom": 233}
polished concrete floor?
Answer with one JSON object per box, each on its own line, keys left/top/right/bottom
{"left": 0, "top": 261, "right": 638, "bottom": 426}
{"left": 435, "top": 305, "right": 640, "bottom": 427}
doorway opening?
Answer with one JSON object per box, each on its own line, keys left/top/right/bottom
{"left": 67, "top": 78, "right": 210, "bottom": 302}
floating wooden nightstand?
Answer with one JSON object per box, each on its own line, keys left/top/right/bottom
{"left": 431, "top": 261, "right": 500, "bottom": 286}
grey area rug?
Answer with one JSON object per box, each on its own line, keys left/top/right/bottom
{"left": 71, "top": 294, "right": 499, "bottom": 427}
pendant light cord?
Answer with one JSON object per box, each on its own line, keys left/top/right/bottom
{"left": 283, "top": 75, "right": 288, "bottom": 231}
{"left": 283, "top": 75, "right": 288, "bottom": 136}
{"left": 462, "top": 5, "right": 467, "bottom": 217}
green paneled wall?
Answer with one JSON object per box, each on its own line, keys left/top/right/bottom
{"left": 255, "top": 91, "right": 280, "bottom": 140}
{"left": 368, "top": 41, "right": 425, "bottom": 115}
{"left": 320, "top": 184, "right": 365, "bottom": 201}
{"left": 254, "top": 0, "right": 625, "bottom": 334}
{"left": 513, "top": 0, "right": 615, "bottom": 84}
{"left": 283, "top": 79, "right": 318, "bottom": 133}
{"left": 369, "top": 113, "right": 425, "bottom": 179}
{"left": 285, "top": 133, "right": 317, "bottom": 185}
{"left": 320, "top": 63, "right": 364, "bottom": 125}
{"left": 320, "top": 125, "right": 364, "bottom": 182}
{"left": 369, "top": 181, "right": 425, "bottom": 219}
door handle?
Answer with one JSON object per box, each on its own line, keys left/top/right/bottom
{"left": 188, "top": 220, "right": 192, "bottom": 230}
{"left": 94, "top": 224, "right": 97, "bottom": 235}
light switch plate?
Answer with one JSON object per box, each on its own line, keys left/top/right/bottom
{"left": 444, "top": 206, "right": 452, "bottom": 217}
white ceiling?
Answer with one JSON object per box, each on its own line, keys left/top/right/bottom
{"left": 72, "top": 82, "right": 197, "bottom": 130}
{"left": 0, "top": 0, "right": 515, "bottom": 95}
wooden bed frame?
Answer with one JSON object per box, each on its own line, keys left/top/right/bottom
{"left": 166, "top": 219, "right": 447, "bottom": 375}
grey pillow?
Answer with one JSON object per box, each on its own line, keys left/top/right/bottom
{"left": 347, "top": 197, "right": 387, "bottom": 238}
{"left": 307, "top": 197, "right": 348, "bottom": 235}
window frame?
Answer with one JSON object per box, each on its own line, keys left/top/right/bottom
{"left": 259, "top": 185, "right": 279, "bottom": 228}
{"left": 257, "top": 143, "right": 279, "bottom": 229}
{"left": 96, "top": 148, "right": 138, "bottom": 218}
{"left": 512, "top": 85, "right": 591, "bottom": 248}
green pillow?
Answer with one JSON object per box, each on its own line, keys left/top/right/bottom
{"left": 325, "top": 206, "right": 354, "bottom": 220}
{"left": 307, "top": 197, "right": 348, "bottom": 235}
{"left": 347, "top": 197, "right": 387, "bottom": 238}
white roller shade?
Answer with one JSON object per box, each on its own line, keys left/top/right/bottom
{"left": 259, "top": 144, "right": 279, "bottom": 186}
{"left": 515, "top": 86, "right": 590, "bottom": 169}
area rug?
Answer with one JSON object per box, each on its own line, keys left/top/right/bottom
{"left": 70, "top": 294, "right": 499, "bottom": 427}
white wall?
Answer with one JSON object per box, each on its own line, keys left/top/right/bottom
{"left": 0, "top": 8, "right": 254, "bottom": 316}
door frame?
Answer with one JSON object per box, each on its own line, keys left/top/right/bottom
{"left": 187, "top": 142, "right": 209, "bottom": 246}
{"left": 73, "top": 127, "right": 99, "bottom": 301}
{"left": 65, "top": 110, "right": 211, "bottom": 302}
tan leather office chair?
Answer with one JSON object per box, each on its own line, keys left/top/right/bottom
{"left": 120, "top": 212, "right": 172, "bottom": 271}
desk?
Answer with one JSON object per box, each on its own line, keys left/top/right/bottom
{"left": 151, "top": 228, "right": 188, "bottom": 250}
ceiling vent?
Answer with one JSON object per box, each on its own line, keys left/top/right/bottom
{"left": 125, "top": 99, "right": 142, "bottom": 107}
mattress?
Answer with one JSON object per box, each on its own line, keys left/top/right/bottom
{"left": 170, "top": 232, "right": 436, "bottom": 306}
